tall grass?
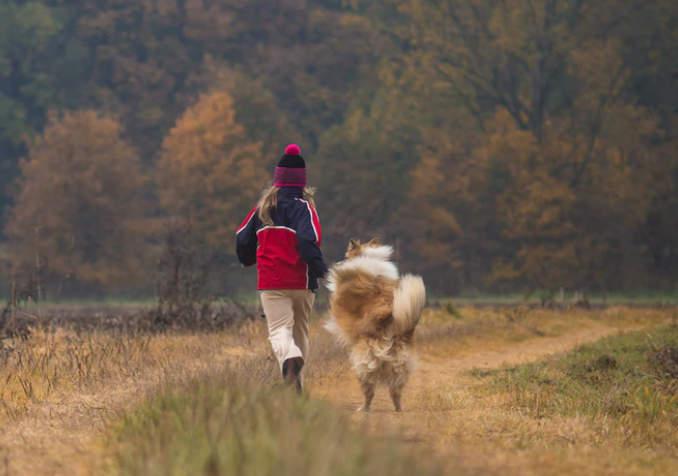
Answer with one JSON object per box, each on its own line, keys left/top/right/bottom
{"left": 0, "top": 322, "right": 263, "bottom": 422}
{"left": 0, "top": 328, "right": 154, "bottom": 419}
{"left": 103, "top": 374, "right": 443, "bottom": 476}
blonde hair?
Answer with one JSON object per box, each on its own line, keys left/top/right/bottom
{"left": 258, "top": 185, "right": 316, "bottom": 226}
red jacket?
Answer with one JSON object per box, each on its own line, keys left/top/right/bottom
{"left": 236, "top": 187, "right": 328, "bottom": 290}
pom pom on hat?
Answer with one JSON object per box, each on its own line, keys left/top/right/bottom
{"left": 285, "top": 144, "right": 301, "bottom": 156}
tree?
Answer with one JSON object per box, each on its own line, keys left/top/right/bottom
{"left": 315, "top": 84, "right": 422, "bottom": 262}
{"left": 383, "top": 0, "right": 669, "bottom": 291}
{"left": 208, "top": 66, "right": 301, "bottom": 161}
{"left": 5, "top": 110, "right": 149, "bottom": 287}
{"left": 157, "top": 91, "right": 267, "bottom": 252}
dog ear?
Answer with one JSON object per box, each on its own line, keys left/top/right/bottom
{"left": 367, "top": 237, "right": 380, "bottom": 246}
{"left": 348, "top": 238, "right": 360, "bottom": 251}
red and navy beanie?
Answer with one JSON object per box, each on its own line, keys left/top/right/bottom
{"left": 274, "top": 144, "right": 306, "bottom": 188}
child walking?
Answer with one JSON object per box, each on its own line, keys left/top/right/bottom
{"left": 236, "top": 144, "right": 328, "bottom": 392}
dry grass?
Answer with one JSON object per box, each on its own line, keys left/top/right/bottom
{"left": 0, "top": 305, "right": 675, "bottom": 475}
{"left": 0, "top": 319, "right": 270, "bottom": 475}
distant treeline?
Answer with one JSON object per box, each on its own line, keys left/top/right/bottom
{"left": 1, "top": 0, "right": 678, "bottom": 296}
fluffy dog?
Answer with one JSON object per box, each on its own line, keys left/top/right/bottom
{"left": 324, "top": 238, "right": 426, "bottom": 412}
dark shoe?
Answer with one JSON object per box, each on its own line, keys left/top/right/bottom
{"left": 282, "top": 357, "right": 304, "bottom": 394}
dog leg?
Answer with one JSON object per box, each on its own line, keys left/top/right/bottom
{"left": 389, "top": 383, "right": 405, "bottom": 412}
{"left": 357, "top": 380, "right": 375, "bottom": 412}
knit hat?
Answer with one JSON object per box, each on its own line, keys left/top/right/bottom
{"left": 274, "top": 144, "right": 306, "bottom": 188}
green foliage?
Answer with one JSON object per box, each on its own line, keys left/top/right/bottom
{"left": 0, "top": 1, "right": 61, "bottom": 143}
{"left": 0, "top": 1, "right": 89, "bottom": 205}
{"left": 104, "top": 375, "right": 442, "bottom": 476}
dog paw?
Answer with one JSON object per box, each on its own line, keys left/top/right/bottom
{"left": 356, "top": 406, "right": 370, "bottom": 413}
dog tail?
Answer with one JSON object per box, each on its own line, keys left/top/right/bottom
{"left": 392, "top": 274, "right": 426, "bottom": 335}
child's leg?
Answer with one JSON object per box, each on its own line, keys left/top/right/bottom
{"left": 290, "top": 290, "right": 315, "bottom": 366}
{"left": 260, "top": 290, "right": 303, "bottom": 373}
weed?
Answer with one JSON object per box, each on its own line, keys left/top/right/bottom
{"left": 444, "top": 300, "right": 463, "bottom": 319}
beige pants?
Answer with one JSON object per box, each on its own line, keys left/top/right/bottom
{"left": 260, "top": 290, "right": 315, "bottom": 376}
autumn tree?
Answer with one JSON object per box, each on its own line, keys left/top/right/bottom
{"left": 377, "top": 0, "right": 672, "bottom": 291}
{"left": 404, "top": 111, "right": 496, "bottom": 292}
{"left": 208, "top": 66, "right": 301, "bottom": 160}
{"left": 157, "top": 91, "right": 267, "bottom": 253}
{"left": 5, "top": 111, "right": 149, "bottom": 287}
{"left": 314, "top": 82, "right": 424, "bottom": 263}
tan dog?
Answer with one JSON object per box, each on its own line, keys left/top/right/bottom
{"left": 324, "top": 238, "right": 426, "bottom": 412}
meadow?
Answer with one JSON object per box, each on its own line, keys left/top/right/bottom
{"left": 0, "top": 302, "right": 676, "bottom": 475}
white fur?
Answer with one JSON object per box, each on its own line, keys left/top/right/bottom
{"left": 323, "top": 315, "right": 352, "bottom": 347}
{"left": 392, "top": 274, "right": 427, "bottom": 336}
{"left": 324, "top": 269, "right": 338, "bottom": 293}
{"left": 360, "top": 245, "right": 394, "bottom": 261}
{"left": 324, "top": 245, "right": 397, "bottom": 293}
{"left": 335, "top": 256, "right": 399, "bottom": 281}
{"left": 350, "top": 340, "right": 417, "bottom": 388}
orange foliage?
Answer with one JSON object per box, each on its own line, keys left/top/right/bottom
{"left": 157, "top": 91, "right": 268, "bottom": 251}
{"left": 389, "top": 0, "right": 672, "bottom": 291}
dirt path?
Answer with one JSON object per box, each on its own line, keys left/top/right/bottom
{"left": 312, "top": 324, "right": 629, "bottom": 414}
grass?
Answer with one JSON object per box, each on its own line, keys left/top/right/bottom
{"left": 102, "top": 375, "right": 444, "bottom": 476}
{"left": 433, "top": 291, "right": 678, "bottom": 306}
{"left": 11, "top": 290, "right": 678, "bottom": 311}
{"left": 480, "top": 323, "right": 678, "bottom": 449}
{"left": 415, "top": 305, "right": 672, "bottom": 358}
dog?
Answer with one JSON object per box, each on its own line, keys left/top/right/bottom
{"left": 324, "top": 238, "right": 426, "bottom": 412}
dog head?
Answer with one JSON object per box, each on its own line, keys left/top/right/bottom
{"left": 345, "top": 237, "right": 394, "bottom": 261}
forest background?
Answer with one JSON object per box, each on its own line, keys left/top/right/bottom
{"left": 1, "top": 0, "right": 678, "bottom": 298}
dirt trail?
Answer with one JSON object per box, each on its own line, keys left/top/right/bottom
{"left": 312, "top": 324, "right": 630, "bottom": 415}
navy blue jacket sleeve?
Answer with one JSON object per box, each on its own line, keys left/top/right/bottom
{"left": 294, "top": 200, "right": 329, "bottom": 279}
{"left": 236, "top": 207, "right": 258, "bottom": 267}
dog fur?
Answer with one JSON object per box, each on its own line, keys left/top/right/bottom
{"left": 324, "top": 238, "right": 426, "bottom": 412}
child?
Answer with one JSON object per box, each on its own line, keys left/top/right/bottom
{"left": 236, "top": 144, "right": 328, "bottom": 392}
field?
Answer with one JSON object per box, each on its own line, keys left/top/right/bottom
{"left": 0, "top": 303, "right": 677, "bottom": 475}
